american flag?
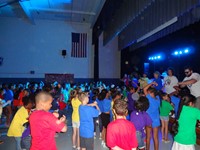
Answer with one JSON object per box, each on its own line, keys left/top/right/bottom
{"left": 71, "top": 32, "right": 87, "bottom": 58}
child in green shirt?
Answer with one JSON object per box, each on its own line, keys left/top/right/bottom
{"left": 159, "top": 92, "right": 173, "bottom": 143}
{"left": 172, "top": 94, "right": 200, "bottom": 150}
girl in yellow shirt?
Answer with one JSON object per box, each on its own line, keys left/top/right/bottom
{"left": 71, "top": 88, "right": 82, "bottom": 150}
{"left": 7, "top": 95, "right": 34, "bottom": 150}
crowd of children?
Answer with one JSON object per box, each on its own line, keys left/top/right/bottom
{"left": 0, "top": 67, "right": 200, "bottom": 150}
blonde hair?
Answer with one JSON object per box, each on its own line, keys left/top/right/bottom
{"left": 78, "top": 92, "right": 88, "bottom": 102}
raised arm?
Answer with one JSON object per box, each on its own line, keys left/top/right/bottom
{"left": 143, "top": 82, "right": 157, "bottom": 96}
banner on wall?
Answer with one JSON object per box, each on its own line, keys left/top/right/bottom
{"left": 45, "top": 74, "right": 74, "bottom": 84}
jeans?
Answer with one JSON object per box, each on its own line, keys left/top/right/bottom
{"left": 14, "top": 137, "right": 21, "bottom": 150}
{"left": 21, "top": 136, "right": 31, "bottom": 150}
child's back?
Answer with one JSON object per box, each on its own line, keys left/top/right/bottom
{"left": 159, "top": 100, "right": 173, "bottom": 117}
{"left": 79, "top": 105, "right": 99, "bottom": 138}
{"left": 72, "top": 97, "right": 81, "bottom": 122}
{"left": 174, "top": 105, "right": 200, "bottom": 145}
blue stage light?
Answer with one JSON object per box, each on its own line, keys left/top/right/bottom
{"left": 149, "top": 57, "right": 151, "bottom": 60}
{"left": 179, "top": 51, "right": 182, "bottom": 54}
{"left": 157, "top": 55, "right": 161, "bottom": 59}
{"left": 184, "top": 49, "right": 189, "bottom": 53}
{"left": 154, "top": 57, "right": 157, "bottom": 59}
{"left": 174, "top": 51, "right": 178, "bottom": 55}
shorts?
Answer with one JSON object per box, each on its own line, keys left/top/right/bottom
{"left": 80, "top": 136, "right": 94, "bottom": 150}
{"left": 100, "top": 113, "right": 110, "bottom": 128}
{"left": 72, "top": 121, "right": 80, "bottom": 128}
{"left": 136, "top": 131, "right": 145, "bottom": 149}
{"left": 160, "top": 116, "right": 169, "bottom": 121}
{"left": 172, "top": 141, "right": 195, "bottom": 150}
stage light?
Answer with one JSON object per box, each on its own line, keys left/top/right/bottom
{"left": 184, "top": 49, "right": 189, "bottom": 53}
{"left": 157, "top": 55, "right": 161, "bottom": 59}
{"left": 179, "top": 51, "right": 182, "bottom": 54}
{"left": 149, "top": 57, "right": 151, "bottom": 60}
{"left": 154, "top": 57, "right": 157, "bottom": 59}
{"left": 174, "top": 51, "right": 178, "bottom": 55}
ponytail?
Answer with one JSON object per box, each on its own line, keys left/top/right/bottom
{"left": 171, "top": 94, "right": 196, "bottom": 136}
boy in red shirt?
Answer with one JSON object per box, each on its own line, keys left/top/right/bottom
{"left": 106, "top": 99, "right": 138, "bottom": 150}
{"left": 30, "top": 91, "right": 67, "bottom": 150}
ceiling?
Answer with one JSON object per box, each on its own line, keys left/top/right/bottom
{"left": 0, "top": 0, "right": 106, "bottom": 26}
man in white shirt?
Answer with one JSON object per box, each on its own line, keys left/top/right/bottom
{"left": 178, "top": 66, "right": 200, "bottom": 109}
{"left": 164, "top": 67, "right": 178, "bottom": 95}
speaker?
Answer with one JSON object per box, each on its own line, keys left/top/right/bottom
{"left": 30, "top": 71, "right": 35, "bottom": 74}
{"left": 62, "top": 50, "right": 67, "bottom": 56}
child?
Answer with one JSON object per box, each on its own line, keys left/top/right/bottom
{"left": 159, "top": 92, "right": 173, "bottom": 143}
{"left": 143, "top": 82, "right": 160, "bottom": 150}
{"left": 172, "top": 94, "right": 200, "bottom": 150}
{"left": 99, "top": 89, "right": 111, "bottom": 147}
{"left": 107, "top": 99, "right": 138, "bottom": 150}
{"left": 78, "top": 92, "right": 100, "bottom": 150}
{"left": 71, "top": 88, "right": 82, "bottom": 150}
{"left": 7, "top": 95, "right": 35, "bottom": 150}
{"left": 130, "top": 96, "right": 152, "bottom": 150}
{"left": 29, "top": 91, "right": 67, "bottom": 150}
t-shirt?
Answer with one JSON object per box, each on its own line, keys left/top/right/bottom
{"left": 164, "top": 75, "right": 178, "bottom": 94}
{"left": 159, "top": 100, "right": 173, "bottom": 117}
{"left": 171, "top": 96, "right": 180, "bottom": 117}
{"left": 7, "top": 106, "right": 28, "bottom": 137}
{"left": 30, "top": 110, "right": 65, "bottom": 150}
{"left": 183, "top": 73, "right": 200, "bottom": 97}
{"left": 174, "top": 106, "right": 200, "bottom": 145}
{"left": 139, "top": 77, "right": 149, "bottom": 89}
{"left": 153, "top": 78, "right": 163, "bottom": 91}
{"left": 79, "top": 105, "right": 99, "bottom": 138}
{"left": 96, "top": 98, "right": 104, "bottom": 112}
{"left": 146, "top": 94, "right": 160, "bottom": 127}
{"left": 107, "top": 119, "right": 138, "bottom": 150}
{"left": 71, "top": 97, "right": 82, "bottom": 122}
{"left": 3, "top": 89, "right": 13, "bottom": 102}
{"left": 130, "top": 111, "right": 152, "bottom": 138}
{"left": 102, "top": 98, "right": 111, "bottom": 113}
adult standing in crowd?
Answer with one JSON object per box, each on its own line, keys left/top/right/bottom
{"left": 178, "top": 66, "right": 200, "bottom": 109}
{"left": 163, "top": 67, "right": 178, "bottom": 95}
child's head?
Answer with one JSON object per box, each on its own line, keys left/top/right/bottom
{"left": 128, "top": 86, "right": 136, "bottom": 93}
{"left": 135, "top": 96, "right": 149, "bottom": 112}
{"left": 113, "top": 99, "right": 128, "bottom": 117}
{"left": 147, "top": 87, "right": 157, "bottom": 97}
{"left": 181, "top": 94, "right": 196, "bottom": 106}
{"left": 98, "top": 89, "right": 109, "bottom": 100}
{"left": 35, "top": 91, "right": 53, "bottom": 111}
{"left": 177, "top": 94, "right": 196, "bottom": 119}
{"left": 111, "top": 90, "right": 121, "bottom": 101}
{"left": 22, "top": 94, "right": 35, "bottom": 110}
{"left": 154, "top": 71, "right": 160, "bottom": 79}
{"left": 160, "top": 92, "right": 170, "bottom": 102}
{"left": 78, "top": 92, "right": 89, "bottom": 105}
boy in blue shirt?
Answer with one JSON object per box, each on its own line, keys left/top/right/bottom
{"left": 79, "top": 92, "right": 100, "bottom": 150}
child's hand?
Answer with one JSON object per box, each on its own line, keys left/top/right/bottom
{"left": 53, "top": 112, "right": 59, "bottom": 118}
{"left": 59, "top": 115, "right": 66, "bottom": 123}
{"left": 152, "top": 82, "right": 158, "bottom": 86}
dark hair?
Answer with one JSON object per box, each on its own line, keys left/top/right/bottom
{"left": 171, "top": 94, "right": 196, "bottom": 136}
{"left": 113, "top": 99, "right": 128, "bottom": 116}
{"left": 127, "top": 86, "right": 136, "bottom": 92}
{"left": 147, "top": 87, "right": 158, "bottom": 96}
{"left": 22, "top": 94, "right": 35, "bottom": 106}
{"left": 167, "top": 67, "right": 174, "bottom": 75}
{"left": 98, "top": 89, "right": 108, "bottom": 101}
{"left": 134, "top": 96, "right": 149, "bottom": 112}
{"left": 184, "top": 66, "right": 193, "bottom": 71}
{"left": 111, "top": 90, "right": 121, "bottom": 99}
